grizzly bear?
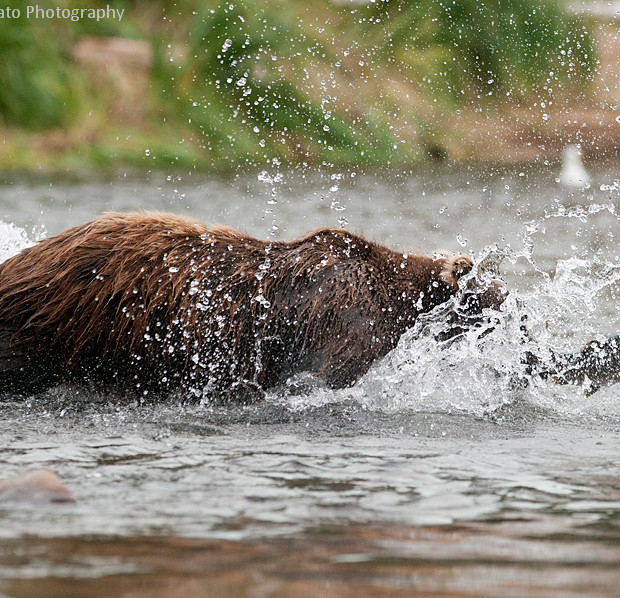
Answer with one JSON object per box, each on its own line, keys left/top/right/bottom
{"left": 0, "top": 212, "right": 505, "bottom": 401}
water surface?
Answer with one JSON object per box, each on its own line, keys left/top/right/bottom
{"left": 0, "top": 163, "right": 619, "bottom": 596}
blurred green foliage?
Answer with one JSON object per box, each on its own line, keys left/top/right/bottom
{"left": 361, "top": 0, "right": 595, "bottom": 101}
{"left": 0, "top": 0, "right": 138, "bottom": 129}
{"left": 165, "top": 1, "right": 397, "bottom": 165}
{"left": 0, "top": 0, "right": 597, "bottom": 169}
{"left": 0, "top": 3, "right": 77, "bottom": 128}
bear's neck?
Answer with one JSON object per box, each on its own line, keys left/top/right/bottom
{"left": 387, "top": 253, "right": 456, "bottom": 327}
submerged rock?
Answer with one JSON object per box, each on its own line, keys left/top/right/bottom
{"left": 0, "top": 469, "right": 76, "bottom": 505}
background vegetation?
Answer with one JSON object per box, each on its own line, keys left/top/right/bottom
{"left": 0, "top": 0, "right": 596, "bottom": 170}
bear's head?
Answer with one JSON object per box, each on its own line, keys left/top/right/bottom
{"left": 435, "top": 253, "right": 507, "bottom": 341}
{"left": 440, "top": 253, "right": 507, "bottom": 311}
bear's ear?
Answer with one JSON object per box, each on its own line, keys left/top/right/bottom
{"left": 440, "top": 254, "right": 473, "bottom": 287}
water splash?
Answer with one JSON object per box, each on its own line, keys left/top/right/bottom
{"left": 0, "top": 221, "right": 35, "bottom": 263}
{"left": 274, "top": 224, "right": 620, "bottom": 420}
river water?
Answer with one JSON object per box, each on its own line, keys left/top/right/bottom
{"left": 0, "top": 163, "right": 619, "bottom": 597}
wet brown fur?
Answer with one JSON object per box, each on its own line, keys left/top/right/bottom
{"left": 0, "top": 212, "right": 494, "bottom": 400}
